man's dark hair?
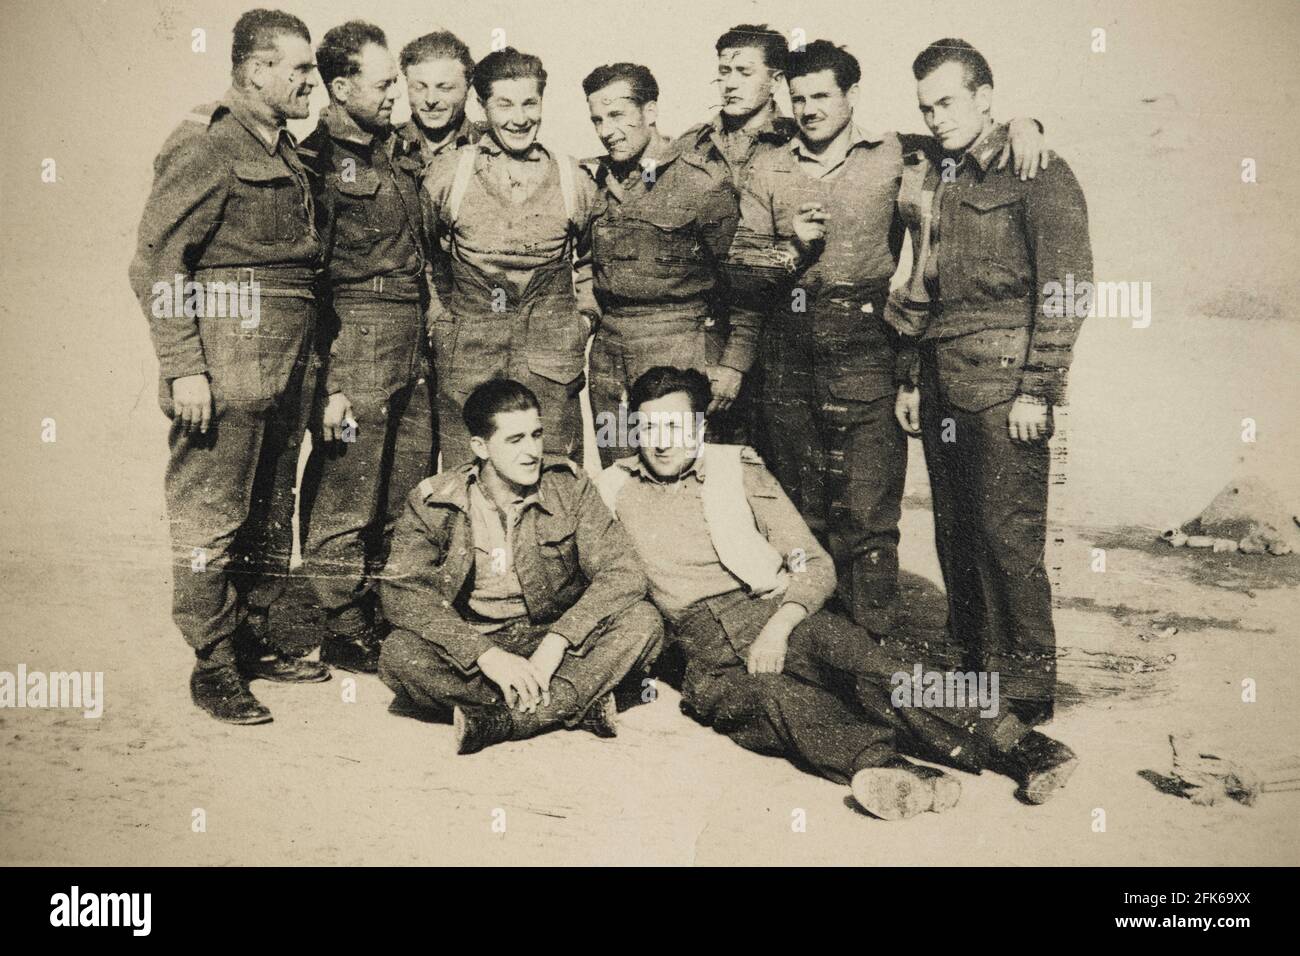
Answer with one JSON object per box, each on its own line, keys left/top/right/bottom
{"left": 629, "top": 366, "right": 713, "bottom": 417}
{"left": 463, "top": 378, "right": 541, "bottom": 439}
{"left": 400, "top": 30, "right": 474, "bottom": 80}
{"left": 715, "top": 23, "right": 788, "bottom": 73}
{"left": 786, "top": 40, "right": 860, "bottom": 91}
{"left": 912, "top": 38, "right": 994, "bottom": 91}
{"left": 582, "top": 63, "right": 659, "bottom": 105}
{"left": 472, "top": 47, "right": 547, "bottom": 101}
{"left": 231, "top": 8, "right": 311, "bottom": 69}
{"left": 317, "top": 21, "right": 387, "bottom": 87}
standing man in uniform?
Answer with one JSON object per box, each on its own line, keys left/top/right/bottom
{"left": 892, "top": 40, "right": 1092, "bottom": 724}
{"left": 728, "top": 40, "right": 1048, "bottom": 636}
{"left": 129, "top": 9, "right": 330, "bottom": 725}
{"left": 378, "top": 379, "right": 662, "bottom": 754}
{"left": 581, "top": 62, "right": 751, "bottom": 467}
{"left": 297, "top": 21, "right": 433, "bottom": 674}
{"left": 674, "top": 24, "right": 798, "bottom": 450}
{"left": 395, "top": 30, "right": 486, "bottom": 365}
{"left": 421, "top": 47, "right": 600, "bottom": 468}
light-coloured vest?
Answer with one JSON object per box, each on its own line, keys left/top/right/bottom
{"left": 446, "top": 144, "right": 578, "bottom": 231}
{"left": 598, "top": 445, "right": 786, "bottom": 596}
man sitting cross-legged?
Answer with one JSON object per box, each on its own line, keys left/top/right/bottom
{"left": 598, "top": 366, "right": 1077, "bottom": 819}
{"left": 379, "top": 378, "right": 663, "bottom": 754}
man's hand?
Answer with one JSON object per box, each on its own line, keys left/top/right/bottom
{"left": 999, "top": 118, "right": 1051, "bottom": 181}
{"left": 746, "top": 603, "right": 806, "bottom": 675}
{"left": 527, "top": 633, "right": 569, "bottom": 697}
{"left": 1007, "top": 394, "right": 1051, "bottom": 443}
{"left": 706, "top": 365, "right": 744, "bottom": 415}
{"left": 321, "top": 391, "right": 355, "bottom": 443}
{"left": 791, "top": 202, "right": 828, "bottom": 256}
{"left": 894, "top": 385, "right": 921, "bottom": 436}
{"left": 171, "top": 373, "right": 212, "bottom": 434}
{"left": 477, "top": 646, "right": 547, "bottom": 713}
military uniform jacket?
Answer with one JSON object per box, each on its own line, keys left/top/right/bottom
{"left": 380, "top": 456, "right": 651, "bottom": 672}
{"left": 128, "top": 88, "right": 321, "bottom": 380}
{"left": 892, "top": 124, "right": 1093, "bottom": 407}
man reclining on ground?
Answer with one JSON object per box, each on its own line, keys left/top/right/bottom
{"left": 598, "top": 365, "right": 1077, "bottom": 819}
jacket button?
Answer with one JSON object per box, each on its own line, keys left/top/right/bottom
{"left": 359, "top": 327, "right": 369, "bottom": 335}
{"left": 860, "top": 303, "right": 874, "bottom": 314}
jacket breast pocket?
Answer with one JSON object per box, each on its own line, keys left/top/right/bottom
{"left": 595, "top": 211, "right": 701, "bottom": 278}
{"left": 959, "top": 191, "right": 1022, "bottom": 242}
{"left": 535, "top": 523, "right": 581, "bottom": 598}
{"left": 334, "top": 170, "right": 382, "bottom": 247}
{"left": 231, "top": 161, "right": 297, "bottom": 243}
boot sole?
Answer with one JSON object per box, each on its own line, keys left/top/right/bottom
{"left": 320, "top": 656, "right": 379, "bottom": 675}
{"left": 910, "top": 765, "right": 962, "bottom": 812}
{"left": 241, "top": 666, "right": 332, "bottom": 684}
{"left": 1019, "top": 754, "right": 1079, "bottom": 805}
{"left": 452, "top": 706, "right": 471, "bottom": 754}
{"left": 194, "top": 703, "right": 273, "bottom": 726}
{"left": 851, "top": 767, "right": 946, "bottom": 820}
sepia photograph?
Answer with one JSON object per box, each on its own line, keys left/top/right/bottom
{"left": 0, "top": 0, "right": 1296, "bottom": 913}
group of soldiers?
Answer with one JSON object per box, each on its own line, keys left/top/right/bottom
{"left": 130, "top": 10, "right": 1092, "bottom": 819}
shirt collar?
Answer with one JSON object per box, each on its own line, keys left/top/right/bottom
{"left": 704, "top": 101, "right": 793, "bottom": 143}
{"left": 622, "top": 449, "right": 707, "bottom": 484}
{"left": 599, "top": 130, "right": 679, "bottom": 189}
{"left": 468, "top": 462, "right": 548, "bottom": 514}
{"left": 964, "top": 122, "right": 1007, "bottom": 174}
{"left": 789, "top": 122, "right": 882, "bottom": 164}
{"left": 402, "top": 112, "right": 476, "bottom": 156}
{"left": 424, "top": 460, "right": 552, "bottom": 514}
{"left": 221, "top": 87, "right": 291, "bottom": 155}
{"left": 477, "top": 132, "right": 551, "bottom": 162}
{"left": 321, "top": 103, "right": 380, "bottom": 148}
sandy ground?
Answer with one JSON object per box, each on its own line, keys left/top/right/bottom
{"left": 2, "top": 0, "right": 1299, "bottom": 866}
{"left": 2, "top": 312, "right": 1297, "bottom": 866}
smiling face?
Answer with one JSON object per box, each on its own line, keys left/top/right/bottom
{"left": 917, "top": 60, "right": 992, "bottom": 153}
{"left": 587, "top": 80, "right": 656, "bottom": 165}
{"left": 635, "top": 391, "right": 706, "bottom": 480}
{"left": 481, "top": 77, "right": 544, "bottom": 156}
{"left": 471, "top": 407, "right": 545, "bottom": 490}
{"left": 255, "top": 33, "right": 317, "bottom": 121}
{"left": 789, "top": 68, "right": 856, "bottom": 147}
{"left": 334, "top": 42, "right": 399, "bottom": 132}
{"left": 404, "top": 56, "right": 470, "bottom": 135}
{"left": 716, "top": 46, "right": 778, "bottom": 120}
